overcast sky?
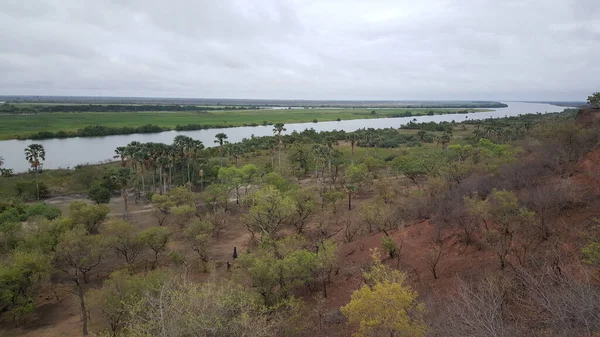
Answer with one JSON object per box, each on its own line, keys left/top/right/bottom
{"left": 1, "top": 0, "right": 598, "bottom": 101}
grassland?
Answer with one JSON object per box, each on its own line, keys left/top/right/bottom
{"left": 0, "top": 107, "right": 489, "bottom": 140}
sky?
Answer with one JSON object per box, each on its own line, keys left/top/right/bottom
{"left": 0, "top": 0, "right": 598, "bottom": 101}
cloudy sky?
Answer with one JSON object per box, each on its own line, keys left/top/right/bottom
{"left": 0, "top": 0, "right": 598, "bottom": 101}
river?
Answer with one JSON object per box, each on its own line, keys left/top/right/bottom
{"left": 0, "top": 102, "right": 569, "bottom": 173}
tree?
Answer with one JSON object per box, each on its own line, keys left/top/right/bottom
{"left": 273, "top": 123, "right": 286, "bottom": 166}
{"left": 426, "top": 243, "right": 444, "bottom": 280}
{"left": 112, "top": 168, "right": 134, "bottom": 218}
{"left": 392, "top": 148, "right": 446, "bottom": 187}
{"left": 341, "top": 252, "right": 427, "bottom": 337}
{"left": 588, "top": 92, "right": 600, "bottom": 107}
{"left": 24, "top": 143, "right": 46, "bottom": 201}
{"left": 218, "top": 166, "right": 244, "bottom": 204}
{"left": 69, "top": 200, "right": 110, "bottom": 234}
{"left": 0, "top": 250, "right": 52, "bottom": 320}
{"left": 86, "top": 269, "right": 168, "bottom": 337}
{"left": 347, "top": 134, "right": 359, "bottom": 163}
{"left": 183, "top": 219, "right": 214, "bottom": 270}
{"left": 243, "top": 186, "right": 295, "bottom": 239}
{"left": 140, "top": 226, "right": 171, "bottom": 269}
{"left": 345, "top": 164, "right": 368, "bottom": 210}
{"left": 287, "top": 187, "right": 317, "bottom": 234}
{"left": 151, "top": 193, "right": 174, "bottom": 226}
{"left": 102, "top": 219, "right": 145, "bottom": 267}
{"left": 55, "top": 226, "right": 108, "bottom": 335}
{"left": 88, "top": 181, "right": 112, "bottom": 204}
{"left": 214, "top": 133, "right": 228, "bottom": 167}
{"left": 201, "top": 183, "right": 230, "bottom": 213}
{"left": 122, "top": 279, "right": 280, "bottom": 337}
{"left": 239, "top": 236, "right": 318, "bottom": 305}
{"left": 466, "top": 190, "right": 535, "bottom": 269}
{"left": 171, "top": 205, "right": 196, "bottom": 229}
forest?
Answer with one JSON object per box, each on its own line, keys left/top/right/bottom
{"left": 1, "top": 97, "right": 600, "bottom": 337}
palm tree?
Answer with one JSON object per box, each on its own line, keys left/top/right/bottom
{"left": 187, "top": 139, "right": 204, "bottom": 185}
{"left": 347, "top": 134, "right": 358, "bottom": 163}
{"left": 24, "top": 144, "right": 46, "bottom": 201}
{"left": 214, "top": 133, "right": 228, "bottom": 167}
{"left": 174, "top": 135, "right": 193, "bottom": 184}
{"left": 112, "top": 168, "right": 134, "bottom": 218}
{"left": 157, "top": 156, "right": 170, "bottom": 194}
{"left": 273, "top": 123, "right": 286, "bottom": 166}
{"left": 230, "top": 144, "right": 244, "bottom": 167}
{"left": 114, "top": 146, "right": 127, "bottom": 167}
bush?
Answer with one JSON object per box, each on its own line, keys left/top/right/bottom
{"left": 24, "top": 203, "right": 61, "bottom": 220}
{"left": 14, "top": 181, "right": 50, "bottom": 200}
{"left": 87, "top": 182, "right": 112, "bottom": 204}
{"left": 381, "top": 235, "right": 399, "bottom": 259}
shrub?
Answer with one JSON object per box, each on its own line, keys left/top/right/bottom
{"left": 24, "top": 203, "right": 61, "bottom": 220}
{"left": 15, "top": 181, "right": 50, "bottom": 200}
{"left": 87, "top": 182, "right": 112, "bottom": 204}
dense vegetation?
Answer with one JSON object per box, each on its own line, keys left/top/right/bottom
{"left": 1, "top": 103, "right": 600, "bottom": 337}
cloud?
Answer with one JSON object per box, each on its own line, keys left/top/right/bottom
{"left": 0, "top": 0, "right": 598, "bottom": 100}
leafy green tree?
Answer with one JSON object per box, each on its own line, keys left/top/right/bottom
{"left": 314, "top": 240, "right": 338, "bottom": 298}
{"left": 289, "top": 144, "right": 312, "bottom": 177}
{"left": 171, "top": 205, "right": 196, "bottom": 229}
{"left": 86, "top": 269, "right": 168, "bottom": 337}
{"left": 112, "top": 168, "right": 135, "bottom": 218}
{"left": 239, "top": 236, "right": 318, "bottom": 305}
{"left": 219, "top": 166, "right": 244, "bottom": 204}
{"left": 68, "top": 200, "right": 110, "bottom": 234}
{"left": 56, "top": 226, "right": 109, "bottom": 336}
{"left": 345, "top": 164, "right": 368, "bottom": 210}
{"left": 88, "top": 181, "right": 112, "bottom": 204}
{"left": 465, "top": 190, "right": 535, "bottom": 269}
{"left": 381, "top": 235, "right": 399, "bottom": 259}
{"left": 588, "top": 92, "right": 600, "bottom": 107}
{"left": 151, "top": 186, "right": 197, "bottom": 226}
{"left": 183, "top": 219, "right": 214, "bottom": 270}
{"left": 102, "top": 219, "right": 145, "bottom": 267}
{"left": 287, "top": 187, "right": 318, "bottom": 234}
{"left": 24, "top": 202, "right": 61, "bottom": 220}
{"left": 0, "top": 250, "right": 52, "bottom": 320}
{"left": 392, "top": 147, "right": 446, "bottom": 187}
{"left": 24, "top": 143, "right": 46, "bottom": 201}
{"left": 243, "top": 186, "right": 295, "bottom": 239}
{"left": 140, "top": 226, "right": 171, "bottom": 269}
{"left": 123, "top": 279, "right": 280, "bottom": 337}
{"left": 200, "top": 183, "right": 230, "bottom": 212}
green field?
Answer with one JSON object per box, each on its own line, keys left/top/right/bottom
{"left": 0, "top": 107, "right": 488, "bottom": 140}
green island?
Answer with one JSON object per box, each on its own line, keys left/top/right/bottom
{"left": 0, "top": 102, "right": 495, "bottom": 140}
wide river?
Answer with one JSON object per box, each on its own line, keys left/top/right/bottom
{"left": 0, "top": 102, "right": 569, "bottom": 173}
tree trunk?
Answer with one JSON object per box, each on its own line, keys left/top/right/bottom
{"left": 187, "top": 161, "right": 191, "bottom": 185}
{"left": 35, "top": 168, "right": 40, "bottom": 201}
{"left": 351, "top": 145, "right": 355, "bottom": 164}
{"left": 278, "top": 138, "right": 282, "bottom": 166}
{"left": 122, "top": 190, "right": 128, "bottom": 218}
{"left": 152, "top": 168, "right": 156, "bottom": 193}
{"left": 348, "top": 193, "right": 352, "bottom": 210}
{"left": 141, "top": 171, "right": 145, "bottom": 194}
{"left": 75, "top": 278, "right": 89, "bottom": 336}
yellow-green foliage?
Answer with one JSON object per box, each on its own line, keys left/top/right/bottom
{"left": 341, "top": 250, "right": 426, "bottom": 337}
